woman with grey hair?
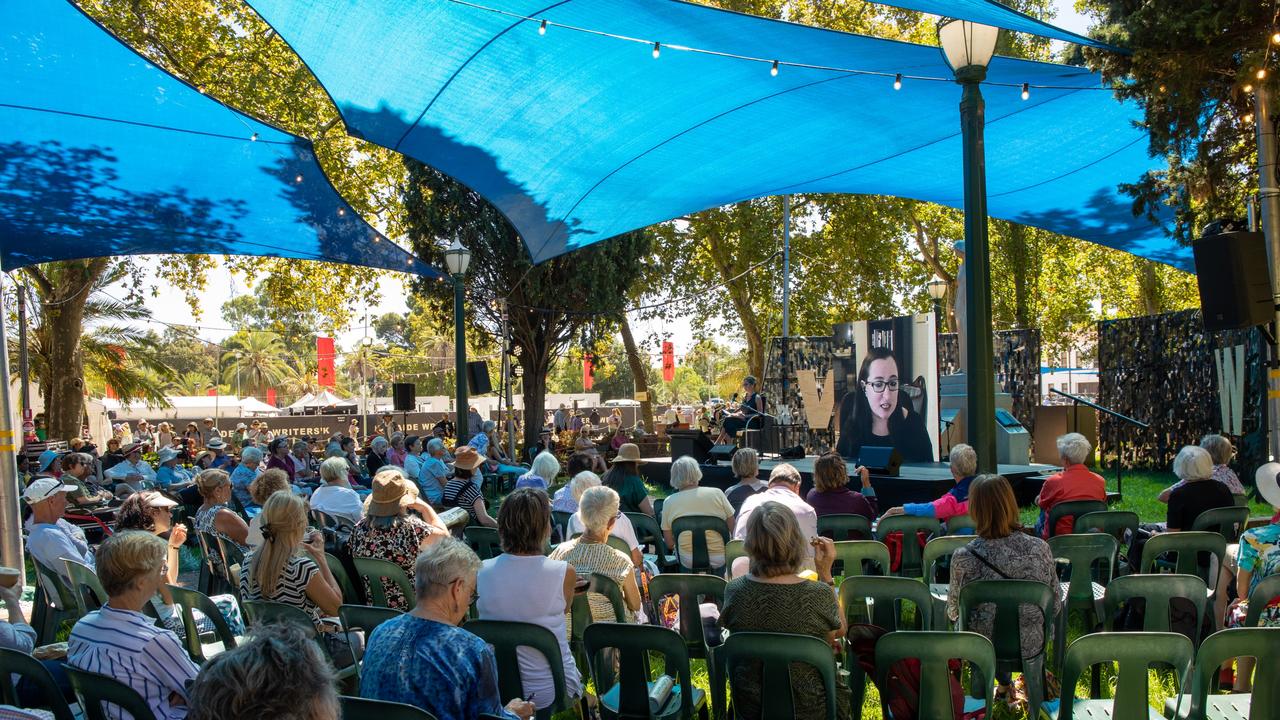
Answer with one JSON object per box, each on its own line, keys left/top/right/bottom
{"left": 231, "top": 445, "right": 264, "bottom": 510}
{"left": 309, "top": 457, "right": 364, "bottom": 525}
{"left": 660, "top": 455, "right": 735, "bottom": 570}
{"left": 566, "top": 471, "right": 643, "bottom": 566}
{"left": 419, "top": 438, "right": 450, "bottom": 504}
{"left": 1034, "top": 433, "right": 1106, "bottom": 538}
{"left": 516, "top": 451, "right": 559, "bottom": 491}
{"left": 387, "top": 432, "right": 407, "bottom": 467}
{"left": 290, "top": 439, "right": 317, "bottom": 482}
{"left": 1159, "top": 433, "right": 1245, "bottom": 503}
{"left": 349, "top": 469, "right": 448, "bottom": 610}
{"left": 358, "top": 538, "right": 535, "bottom": 720}
{"left": 550, "top": 486, "right": 642, "bottom": 622}
{"left": 366, "top": 435, "right": 391, "bottom": 477}
{"left": 188, "top": 623, "right": 339, "bottom": 720}
{"left": 724, "top": 447, "right": 765, "bottom": 515}
{"left": 1165, "top": 445, "right": 1235, "bottom": 531}
{"left": 881, "top": 443, "right": 976, "bottom": 525}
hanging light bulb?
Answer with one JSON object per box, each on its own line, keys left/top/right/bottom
{"left": 294, "top": 174, "right": 303, "bottom": 183}
{"left": 893, "top": 73, "right": 902, "bottom": 90}
{"left": 1020, "top": 82, "right": 1029, "bottom": 100}
{"left": 1245, "top": 83, "right": 1255, "bottom": 93}
{"left": 771, "top": 60, "right": 779, "bottom": 77}
{"left": 652, "top": 42, "right": 661, "bottom": 59}
{"left": 250, "top": 132, "right": 259, "bottom": 142}
{"left": 1273, "top": 32, "right": 1280, "bottom": 44}
{"left": 1259, "top": 68, "right": 1268, "bottom": 80}
{"left": 538, "top": 19, "right": 547, "bottom": 35}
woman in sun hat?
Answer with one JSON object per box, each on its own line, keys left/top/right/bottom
{"left": 442, "top": 446, "right": 497, "bottom": 528}
{"left": 348, "top": 468, "right": 449, "bottom": 610}
{"left": 602, "top": 443, "right": 654, "bottom": 517}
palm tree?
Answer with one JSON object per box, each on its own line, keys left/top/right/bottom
{"left": 220, "top": 331, "right": 289, "bottom": 399}
{"left": 166, "top": 371, "right": 217, "bottom": 397}
{"left": 278, "top": 358, "right": 321, "bottom": 404}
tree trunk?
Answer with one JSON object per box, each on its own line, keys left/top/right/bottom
{"left": 45, "top": 296, "right": 88, "bottom": 441}
{"left": 1138, "top": 263, "right": 1160, "bottom": 315}
{"left": 519, "top": 348, "right": 554, "bottom": 454}
{"left": 617, "top": 315, "right": 654, "bottom": 433}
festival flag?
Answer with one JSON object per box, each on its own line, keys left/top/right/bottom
{"left": 662, "top": 341, "right": 675, "bottom": 382}
{"left": 103, "top": 345, "right": 126, "bottom": 400}
{"left": 206, "top": 387, "right": 217, "bottom": 396}
{"left": 583, "top": 354, "right": 594, "bottom": 391}
{"left": 266, "top": 388, "right": 278, "bottom": 406}
{"left": 317, "top": 337, "right": 336, "bottom": 387}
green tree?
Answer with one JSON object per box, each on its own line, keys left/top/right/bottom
{"left": 220, "top": 331, "right": 289, "bottom": 399}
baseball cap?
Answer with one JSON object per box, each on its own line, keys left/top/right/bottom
{"left": 36, "top": 449, "right": 63, "bottom": 473}
{"left": 22, "top": 477, "right": 78, "bottom": 504}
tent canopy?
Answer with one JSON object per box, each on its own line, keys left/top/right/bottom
{"left": 0, "top": 1, "right": 442, "bottom": 278}
{"left": 285, "top": 389, "right": 355, "bottom": 409}
{"left": 247, "top": 0, "right": 1184, "bottom": 270}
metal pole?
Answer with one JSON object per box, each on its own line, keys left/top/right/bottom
{"left": 501, "top": 298, "right": 514, "bottom": 459}
{"left": 1255, "top": 84, "right": 1280, "bottom": 461}
{"left": 958, "top": 69, "right": 998, "bottom": 472}
{"left": 781, "top": 195, "right": 791, "bottom": 407}
{"left": 454, "top": 277, "right": 469, "bottom": 440}
{"left": 0, "top": 280, "right": 24, "bottom": 569}
{"left": 17, "top": 284, "right": 29, "bottom": 429}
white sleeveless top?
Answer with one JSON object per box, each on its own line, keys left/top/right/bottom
{"left": 476, "top": 553, "right": 581, "bottom": 708}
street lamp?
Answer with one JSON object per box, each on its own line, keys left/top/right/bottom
{"left": 443, "top": 239, "right": 472, "bottom": 439}
{"left": 926, "top": 276, "right": 948, "bottom": 328}
{"left": 938, "top": 17, "right": 999, "bottom": 472}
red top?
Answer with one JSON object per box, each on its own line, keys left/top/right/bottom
{"left": 1037, "top": 463, "right": 1105, "bottom": 537}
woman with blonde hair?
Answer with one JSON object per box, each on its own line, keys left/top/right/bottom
{"left": 245, "top": 469, "right": 293, "bottom": 547}
{"left": 194, "top": 468, "right": 250, "bottom": 549}
{"left": 156, "top": 421, "right": 175, "bottom": 450}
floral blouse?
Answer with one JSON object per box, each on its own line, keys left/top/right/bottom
{"left": 348, "top": 516, "right": 437, "bottom": 610}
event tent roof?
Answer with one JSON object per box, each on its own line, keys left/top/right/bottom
{"left": 285, "top": 389, "right": 356, "bottom": 409}
{"left": 247, "top": 0, "right": 1185, "bottom": 270}
{"left": 0, "top": 1, "right": 442, "bottom": 278}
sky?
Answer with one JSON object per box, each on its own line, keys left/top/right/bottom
{"left": 100, "top": 0, "right": 1094, "bottom": 361}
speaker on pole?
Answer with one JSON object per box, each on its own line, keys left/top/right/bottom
{"left": 392, "top": 383, "right": 416, "bottom": 412}
{"left": 1193, "top": 227, "right": 1273, "bottom": 331}
{"left": 467, "top": 361, "right": 493, "bottom": 395}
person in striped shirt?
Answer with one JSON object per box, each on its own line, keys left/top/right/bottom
{"left": 67, "top": 531, "right": 198, "bottom": 720}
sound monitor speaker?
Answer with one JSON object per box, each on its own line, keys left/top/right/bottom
{"left": 1193, "top": 230, "right": 1273, "bottom": 331}
{"left": 392, "top": 383, "right": 416, "bottom": 412}
{"left": 466, "top": 361, "right": 493, "bottom": 395}
{"left": 857, "top": 446, "right": 903, "bottom": 477}
{"left": 709, "top": 444, "right": 738, "bottom": 463}
{"left": 668, "top": 429, "right": 713, "bottom": 463}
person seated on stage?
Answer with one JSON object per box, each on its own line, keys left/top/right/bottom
{"left": 1034, "top": 433, "right": 1106, "bottom": 538}
{"left": 732, "top": 464, "right": 818, "bottom": 575}
{"left": 806, "top": 452, "right": 876, "bottom": 530}
{"left": 880, "top": 443, "right": 975, "bottom": 528}
{"left": 187, "top": 623, "right": 339, "bottom": 720}
{"left": 716, "top": 376, "right": 765, "bottom": 444}
{"left": 661, "top": 456, "right": 736, "bottom": 571}
{"left": 1159, "top": 433, "right": 1245, "bottom": 503}
{"left": 607, "top": 420, "right": 628, "bottom": 452}
{"left": 602, "top": 443, "right": 655, "bottom": 517}
{"left": 834, "top": 347, "right": 933, "bottom": 463}
{"left": 724, "top": 447, "right": 766, "bottom": 516}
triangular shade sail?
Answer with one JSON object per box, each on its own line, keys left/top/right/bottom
{"left": 248, "top": 0, "right": 1185, "bottom": 270}
{"left": 0, "top": 0, "right": 441, "bottom": 278}
{"left": 868, "top": 0, "right": 1113, "bottom": 50}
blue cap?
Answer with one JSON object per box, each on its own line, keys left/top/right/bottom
{"left": 37, "top": 449, "right": 62, "bottom": 472}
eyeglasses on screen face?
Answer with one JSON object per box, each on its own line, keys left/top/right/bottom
{"left": 862, "top": 379, "right": 900, "bottom": 393}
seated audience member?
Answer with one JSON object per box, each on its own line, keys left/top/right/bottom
{"left": 365, "top": 436, "right": 391, "bottom": 477}
{"left": 733, "top": 464, "right": 818, "bottom": 570}
{"left": 349, "top": 469, "right": 448, "bottom": 611}
{"left": 1165, "top": 444, "right": 1235, "bottom": 531}
{"left": 104, "top": 443, "right": 157, "bottom": 495}
{"left": 442, "top": 446, "right": 498, "bottom": 528}
{"left": 881, "top": 443, "right": 975, "bottom": 526}
{"left": 230, "top": 446, "right": 264, "bottom": 511}
{"left": 68, "top": 531, "right": 199, "bottom": 720}
{"left": 550, "top": 486, "right": 643, "bottom": 622}
{"left": 23, "top": 477, "right": 95, "bottom": 578}
{"left": 1224, "top": 483, "right": 1280, "bottom": 691}
{"left": 402, "top": 436, "right": 425, "bottom": 485}
{"left": 309, "top": 457, "right": 364, "bottom": 526}
{"left": 1160, "top": 433, "right": 1245, "bottom": 503}
{"left": 602, "top": 444, "right": 654, "bottom": 517}
{"left": 1035, "top": 433, "right": 1106, "bottom": 538}
{"left": 245, "top": 469, "right": 293, "bottom": 547}
{"left": 31, "top": 449, "right": 62, "bottom": 480}
{"left": 193, "top": 469, "right": 251, "bottom": 550}
{"left": 360, "top": 538, "right": 535, "bottom": 720}
{"left": 661, "top": 456, "right": 735, "bottom": 571}
{"left": 477, "top": 488, "right": 582, "bottom": 712}
{"left": 419, "top": 439, "right": 450, "bottom": 504}
{"left": 1, "top": 575, "right": 71, "bottom": 709}
{"left": 724, "top": 447, "right": 766, "bottom": 516}
{"left": 947, "top": 474, "right": 1060, "bottom": 696}
{"left": 551, "top": 454, "right": 594, "bottom": 513}
{"left": 187, "top": 623, "right": 339, "bottom": 720}
{"left": 516, "top": 451, "right": 559, "bottom": 491}
{"left": 288, "top": 439, "right": 315, "bottom": 481}
{"left": 100, "top": 437, "right": 126, "bottom": 473}
{"left": 387, "top": 432, "right": 407, "bottom": 467}
{"left": 60, "top": 451, "right": 114, "bottom": 507}
{"left": 566, "top": 472, "right": 643, "bottom": 566}
{"left": 154, "top": 447, "right": 195, "bottom": 490}
{"left": 806, "top": 452, "right": 877, "bottom": 529}
{"left": 718, "top": 501, "right": 850, "bottom": 720}
{"left": 206, "top": 436, "right": 232, "bottom": 470}
{"left": 264, "top": 438, "right": 296, "bottom": 484}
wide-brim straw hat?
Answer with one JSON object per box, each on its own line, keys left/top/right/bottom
{"left": 611, "top": 443, "right": 645, "bottom": 464}
{"left": 453, "top": 445, "right": 486, "bottom": 471}
{"left": 365, "top": 472, "right": 418, "bottom": 517}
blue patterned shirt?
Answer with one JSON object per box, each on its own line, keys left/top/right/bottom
{"left": 1239, "top": 522, "right": 1280, "bottom": 597}
{"left": 359, "top": 614, "right": 516, "bottom": 720}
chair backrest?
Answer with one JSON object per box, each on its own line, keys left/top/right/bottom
{"left": 326, "top": 551, "right": 364, "bottom": 605}
{"left": 839, "top": 575, "right": 933, "bottom": 631}
{"left": 920, "top": 536, "right": 973, "bottom": 583}
{"left": 197, "top": 530, "right": 226, "bottom": 579}
{"left": 1058, "top": 631, "right": 1193, "bottom": 720}
{"left": 467, "top": 619, "right": 569, "bottom": 715}
{"left": 648, "top": 573, "right": 727, "bottom": 657}
{"left": 1048, "top": 533, "right": 1118, "bottom": 603}
{"left": 1104, "top": 573, "right": 1207, "bottom": 636}
{"left": 339, "top": 603, "right": 403, "bottom": 639}
{"left": 944, "top": 514, "right": 976, "bottom": 535}
{"left": 242, "top": 599, "right": 319, "bottom": 637}
{"left": 582, "top": 623, "right": 695, "bottom": 720}
{"left": 1046, "top": 500, "right": 1108, "bottom": 538}
{"left": 214, "top": 535, "right": 245, "bottom": 588}
{"left": 832, "top": 540, "right": 891, "bottom": 579}
{"left": 725, "top": 539, "right": 746, "bottom": 571}
{"left": 1139, "top": 531, "right": 1226, "bottom": 589}
{"left": 817, "top": 513, "right": 872, "bottom": 541}
{"left": 66, "top": 665, "right": 160, "bottom": 720}
{"left": 339, "top": 695, "right": 439, "bottom": 720}
{"left": 875, "top": 515, "right": 940, "bottom": 576}
{"left": 352, "top": 556, "right": 416, "bottom": 608}
{"left": 1190, "top": 506, "right": 1250, "bottom": 543}
{"left": 551, "top": 510, "right": 573, "bottom": 540}
{"left": 1191, "top": 627, "right": 1280, "bottom": 719}
{"left": 875, "top": 630, "right": 995, "bottom": 720}
{"left": 166, "top": 584, "right": 239, "bottom": 662}
{"left": 1072, "top": 510, "right": 1139, "bottom": 544}
{"left": 625, "top": 511, "right": 671, "bottom": 558}
{"left": 569, "top": 573, "right": 628, "bottom": 648}
{"left": 63, "top": 557, "right": 107, "bottom": 617}
{"left": 720, "top": 631, "right": 838, "bottom": 720}
{"left": 31, "top": 555, "right": 76, "bottom": 612}
{"left": 464, "top": 525, "right": 502, "bottom": 560}
{"left": 670, "top": 514, "right": 730, "bottom": 573}
{"left": 1247, "top": 573, "right": 1280, "bottom": 627}
{"left": 604, "top": 534, "right": 633, "bottom": 556}
{"left": 957, "top": 580, "right": 1054, "bottom": 662}
{"left": 0, "top": 648, "right": 75, "bottom": 720}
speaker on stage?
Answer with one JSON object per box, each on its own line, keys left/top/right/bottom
{"left": 857, "top": 446, "right": 903, "bottom": 476}
{"left": 466, "top": 361, "right": 493, "bottom": 395}
{"left": 1193, "top": 228, "right": 1272, "bottom": 331}
{"left": 709, "top": 444, "right": 738, "bottom": 463}
{"left": 668, "top": 429, "right": 713, "bottom": 463}
{"left": 392, "top": 383, "right": 416, "bottom": 412}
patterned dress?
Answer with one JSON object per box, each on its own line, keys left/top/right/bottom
{"left": 239, "top": 554, "right": 325, "bottom": 626}
{"left": 548, "top": 537, "right": 635, "bottom": 622}
{"left": 946, "top": 532, "right": 1061, "bottom": 658}
{"left": 348, "top": 516, "right": 437, "bottom": 611}
{"left": 1229, "top": 522, "right": 1280, "bottom": 627}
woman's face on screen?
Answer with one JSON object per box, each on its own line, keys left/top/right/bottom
{"left": 863, "top": 356, "right": 900, "bottom": 422}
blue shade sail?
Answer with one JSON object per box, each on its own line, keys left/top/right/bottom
{"left": 869, "top": 0, "right": 1114, "bottom": 50}
{"left": 247, "top": 0, "right": 1182, "bottom": 270}
{"left": 0, "top": 0, "right": 442, "bottom": 278}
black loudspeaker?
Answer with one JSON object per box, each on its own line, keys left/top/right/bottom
{"left": 709, "top": 444, "right": 738, "bottom": 463}
{"left": 668, "top": 429, "right": 713, "bottom": 463}
{"left": 1193, "top": 230, "right": 1273, "bottom": 331}
{"left": 466, "top": 361, "right": 493, "bottom": 395}
{"left": 778, "top": 444, "right": 806, "bottom": 460}
{"left": 392, "top": 383, "right": 416, "bottom": 412}
{"left": 857, "top": 446, "right": 903, "bottom": 477}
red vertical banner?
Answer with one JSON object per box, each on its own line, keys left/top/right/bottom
{"left": 317, "top": 337, "right": 336, "bottom": 387}
{"left": 662, "top": 341, "right": 675, "bottom": 382}
{"left": 266, "top": 388, "right": 278, "bottom": 406}
{"left": 583, "top": 354, "right": 594, "bottom": 391}
{"left": 104, "top": 345, "right": 126, "bottom": 399}
{"left": 206, "top": 387, "right": 217, "bottom": 397}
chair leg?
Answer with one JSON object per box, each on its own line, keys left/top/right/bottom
{"left": 1054, "top": 607, "right": 1067, "bottom": 674}
{"left": 1023, "top": 655, "right": 1045, "bottom": 720}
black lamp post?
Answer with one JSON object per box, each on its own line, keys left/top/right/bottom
{"left": 443, "top": 239, "right": 472, "bottom": 439}
{"left": 926, "top": 276, "right": 948, "bottom": 331}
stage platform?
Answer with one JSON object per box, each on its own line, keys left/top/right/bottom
{"left": 639, "top": 456, "right": 1056, "bottom": 509}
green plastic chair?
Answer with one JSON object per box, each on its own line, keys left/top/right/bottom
{"left": 214, "top": 534, "right": 246, "bottom": 598}
{"left": 1191, "top": 506, "right": 1250, "bottom": 544}
{"left": 945, "top": 514, "right": 977, "bottom": 535}
{"left": 1049, "top": 532, "right": 1117, "bottom": 669}
{"left": 339, "top": 603, "right": 402, "bottom": 638}
{"left": 670, "top": 514, "right": 730, "bottom": 574}
{"left": 725, "top": 539, "right": 746, "bottom": 573}
{"left": 840, "top": 575, "right": 933, "bottom": 631}
{"left": 920, "top": 536, "right": 973, "bottom": 628}
{"left": 1140, "top": 531, "right": 1227, "bottom": 604}
{"left": 568, "top": 573, "right": 629, "bottom": 672}
{"left": 1074, "top": 510, "right": 1139, "bottom": 571}
{"left": 1104, "top": 574, "right": 1207, "bottom": 642}
{"left": 720, "top": 631, "right": 838, "bottom": 720}
{"left": 66, "top": 665, "right": 159, "bottom": 720}
{"left": 1246, "top": 574, "right": 1280, "bottom": 627}
{"left": 340, "top": 695, "right": 439, "bottom": 720}
{"left": 627, "top": 511, "right": 678, "bottom": 570}
{"left": 196, "top": 530, "right": 231, "bottom": 597}
{"left": 875, "top": 514, "right": 940, "bottom": 577}
{"left": 464, "top": 525, "right": 503, "bottom": 560}
{"left": 1165, "top": 627, "right": 1280, "bottom": 720}
{"left": 326, "top": 552, "right": 364, "bottom": 605}
{"left": 957, "top": 579, "right": 1055, "bottom": 720}
{"left": 242, "top": 599, "right": 317, "bottom": 633}
{"left": 1046, "top": 500, "right": 1108, "bottom": 538}
{"left": 582, "top": 623, "right": 707, "bottom": 720}
{"left": 875, "top": 630, "right": 996, "bottom": 720}
{"left": 467, "top": 619, "right": 571, "bottom": 720}
{"left": 551, "top": 510, "right": 573, "bottom": 540}
{"left": 832, "top": 540, "right": 891, "bottom": 579}
{"left": 648, "top": 574, "right": 726, "bottom": 661}
{"left": 166, "top": 584, "right": 241, "bottom": 663}
{"left": 1057, "top": 631, "right": 1193, "bottom": 720}
{"left": 63, "top": 557, "right": 107, "bottom": 618}
{"left": 352, "top": 556, "right": 416, "bottom": 609}
{"left": 30, "top": 555, "right": 79, "bottom": 644}
{"left": 817, "top": 513, "right": 872, "bottom": 541}
{"left": 0, "top": 648, "right": 76, "bottom": 720}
